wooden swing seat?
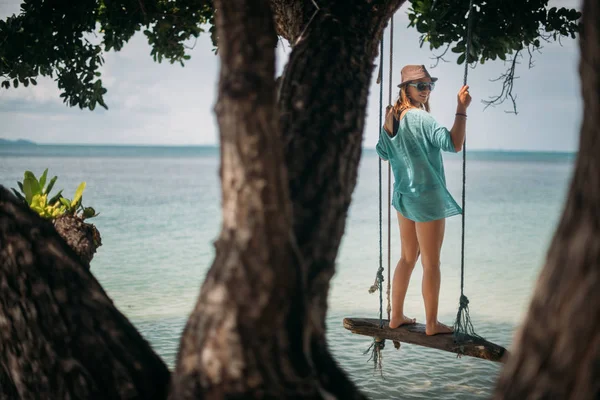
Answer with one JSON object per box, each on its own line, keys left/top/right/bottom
{"left": 343, "top": 317, "right": 508, "bottom": 363}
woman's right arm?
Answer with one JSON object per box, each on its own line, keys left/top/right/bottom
{"left": 450, "top": 85, "right": 472, "bottom": 152}
{"left": 376, "top": 107, "right": 392, "bottom": 160}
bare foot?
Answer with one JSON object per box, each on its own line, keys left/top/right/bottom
{"left": 389, "top": 315, "right": 416, "bottom": 329}
{"left": 426, "top": 321, "right": 453, "bottom": 336}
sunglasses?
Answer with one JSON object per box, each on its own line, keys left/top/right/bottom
{"left": 408, "top": 82, "right": 435, "bottom": 91}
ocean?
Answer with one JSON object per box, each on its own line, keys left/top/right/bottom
{"left": 0, "top": 144, "right": 575, "bottom": 399}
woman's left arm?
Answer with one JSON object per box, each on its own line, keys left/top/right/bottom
{"left": 449, "top": 85, "right": 472, "bottom": 152}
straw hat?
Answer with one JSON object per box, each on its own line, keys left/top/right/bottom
{"left": 398, "top": 65, "right": 438, "bottom": 88}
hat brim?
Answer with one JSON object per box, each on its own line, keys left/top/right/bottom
{"left": 397, "top": 77, "right": 438, "bottom": 88}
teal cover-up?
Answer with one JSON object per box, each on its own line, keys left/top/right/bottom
{"left": 376, "top": 108, "right": 462, "bottom": 222}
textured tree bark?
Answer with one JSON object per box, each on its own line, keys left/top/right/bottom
{"left": 276, "top": 1, "right": 404, "bottom": 397}
{"left": 0, "top": 187, "right": 170, "bottom": 399}
{"left": 269, "top": 0, "right": 313, "bottom": 44}
{"left": 169, "top": 0, "right": 317, "bottom": 398}
{"left": 53, "top": 213, "right": 102, "bottom": 268}
{"left": 492, "top": 0, "right": 600, "bottom": 398}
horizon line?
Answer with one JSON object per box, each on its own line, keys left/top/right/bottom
{"left": 0, "top": 139, "right": 578, "bottom": 154}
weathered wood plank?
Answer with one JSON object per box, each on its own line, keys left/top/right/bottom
{"left": 343, "top": 317, "right": 508, "bottom": 363}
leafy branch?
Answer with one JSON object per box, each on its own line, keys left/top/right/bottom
{"left": 0, "top": 0, "right": 582, "bottom": 113}
{"left": 407, "top": 0, "right": 582, "bottom": 112}
{"left": 0, "top": 0, "right": 215, "bottom": 111}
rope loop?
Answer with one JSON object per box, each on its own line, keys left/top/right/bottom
{"left": 459, "top": 294, "right": 470, "bottom": 308}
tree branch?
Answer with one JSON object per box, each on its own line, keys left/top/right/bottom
{"left": 482, "top": 50, "right": 521, "bottom": 114}
{"left": 429, "top": 43, "right": 452, "bottom": 68}
{"left": 277, "top": 0, "right": 405, "bottom": 395}
{"left": 169, "top": 0, "right": 323, "bottom": 398}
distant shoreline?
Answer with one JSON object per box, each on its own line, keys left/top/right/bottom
{"left": 0, "top": 139, "right": 37, "bottom": 146}
{"left": 0, "top": 140, "right": 577, "bottom": 156}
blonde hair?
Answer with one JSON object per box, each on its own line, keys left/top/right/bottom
{"left": 391, "top": 84, "right": 430, "bottom": 120}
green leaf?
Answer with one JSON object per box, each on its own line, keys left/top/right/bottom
{"left": 60, "top": 197, "right": 71, "bottom": 208}
{"left": 11, "top": 188, "right": 27, "bottom": 203}
{"left": 71, "top": 182, "right": 86, "bottom": 208}
{"left": 23, "top": 172, "right": 41, "bottom": 203}
{"left": 39, "top": 168, "right": 48, "bottom": 189}
{"left": 98, "top": 98, "right": 108, "bottom": 110}
{"left": 45, "top": 176, "right": 57, "bottom": 195}
{"left": 457, "top": 53, "right": 466, "bottom": 65}
{"left": 48, "top": 189, "right": 63, "bottom": 206}
{"left": 83, "top": 206, "right": 97, "bottom": 219}
{"left": 31, "top": 78, "right": 37, "bottom": 86}
{"left": 24, "top": 170, "right": 37, "bottom": 182}
{"left": 17, "top": 181, "right": 24, "bottom": 193}
{"left": 31, "top": 193, "right": 42, "bottom": 207}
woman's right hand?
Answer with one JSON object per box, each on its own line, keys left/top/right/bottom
{"left": 457, "top": 85, "right": 472, "bottom": 110}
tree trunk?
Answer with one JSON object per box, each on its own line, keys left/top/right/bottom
{"left": 168, "top": 0, "right": 403, "bottom": 399}
{"left": 0, "top": 187, "right": 170, "bottom": 399}
{"left": 276, "top": 1, "right": 403, "bottom": 397}
{"left": 492, "top": 0, "right": 600, "bottom": 397}
{"left": 168, "top": 0, "right": 314, "bottom": 398}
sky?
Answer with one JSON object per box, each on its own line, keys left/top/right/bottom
{"left": 0, "top": 0, "right": 583, "bottom": 152}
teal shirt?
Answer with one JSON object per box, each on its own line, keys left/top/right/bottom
{"left": 375, "top": 109, "right": 462, "bottom": 222}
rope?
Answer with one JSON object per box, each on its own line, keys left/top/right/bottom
{"left": 363, "top": 338, "right": 385, "bottom": 377}
{"left": 366, "top": 23, "right": 392, "bottom": 375}
{"left": 453, "top": 0, "right": 482, "bottom": 345}
{"left": 386, "top": 16, "right": 394, "bottom": 322}
{"left": 378, "top": 36, "right": 384, "bottom": 331}
{"left": 374, "top": 37, "right": 385, "bottom": 330}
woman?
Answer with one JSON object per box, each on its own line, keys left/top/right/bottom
{"left": 376, "top": 64, "right": 471, "bottom": 335}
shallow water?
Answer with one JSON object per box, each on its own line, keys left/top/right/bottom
{"left": 0, "top": 145, "right": 574, "bottom": 399}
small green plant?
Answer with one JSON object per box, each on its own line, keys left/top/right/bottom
{"left": 12, "top": 168, "right": 99, "bottom": 220}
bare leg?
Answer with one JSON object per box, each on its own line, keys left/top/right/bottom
{"left": 389, "top": 212, "right": 419, "bottom": 329}
{"left": 415, "top": 218, "right": 453, "bottom": 336}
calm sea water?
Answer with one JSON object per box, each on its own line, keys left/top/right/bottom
{"left": 0, "top": 144, "right": 575, "bottom": 399}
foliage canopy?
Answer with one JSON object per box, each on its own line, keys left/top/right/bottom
{"left": 0, "top": 0, "right": 580, "bottom": 111}
{"left": 409, "top": 0, "right": 580, "bottom": 65}
{"left": 408, "top": 0, "right": 580, "bottom": 110}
